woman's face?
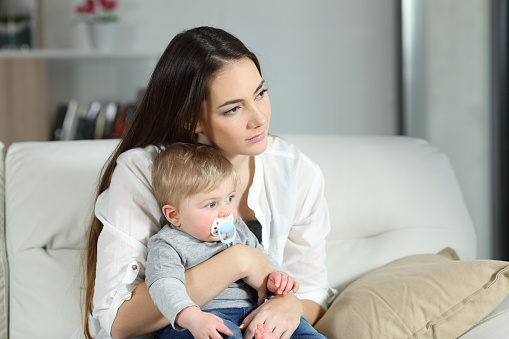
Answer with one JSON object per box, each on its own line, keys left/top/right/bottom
{"left": 196, "top": 58, "right": 271, "bottom": 158}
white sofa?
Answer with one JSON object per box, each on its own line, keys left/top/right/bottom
{"left": 0, "top": 135, "right": 508, "bottom": 339}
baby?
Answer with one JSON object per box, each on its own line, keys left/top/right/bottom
{"left": 146, "top": 142, "right": 325, "bottom": 339}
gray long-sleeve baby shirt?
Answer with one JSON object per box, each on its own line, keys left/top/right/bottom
{"left": 145, "top": 217, "right": 279, "bottom": 328}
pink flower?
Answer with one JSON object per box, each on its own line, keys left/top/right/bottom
{"left": 74, "top": 0, "right": 118, "bottom": 23}
{"left": 99, "top": 0, "right": 117, "bottom": 11}
{"left": 76, "top": 0, "right": 117, "bottom": 14}
{"left": 76, "top": 0, "right": 95, "bottom": 14}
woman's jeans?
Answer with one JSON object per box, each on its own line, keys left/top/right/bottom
{"left": 156, "top": 306, "right": 326, "bottom": 339}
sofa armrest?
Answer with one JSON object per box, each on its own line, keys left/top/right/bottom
{"left": 0, "top": 142, "right": 7, "bottom": 339}
{"left": 5, "top": 139, "right": 118, "bottom": 339}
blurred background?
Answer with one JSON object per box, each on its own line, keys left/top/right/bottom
{"left": 0, "top": 0, "right": 504, "bottom": 261}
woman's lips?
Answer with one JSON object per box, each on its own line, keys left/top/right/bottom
{"left": 246, "top": 131, "right": 265, "bottom": 143}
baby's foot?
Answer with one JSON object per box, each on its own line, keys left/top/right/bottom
{"left": 254, "top": 323, "right": 275, "bottom": 339}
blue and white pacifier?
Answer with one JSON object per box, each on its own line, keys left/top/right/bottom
{"left": 211, "top": 214, "right": 237, "bottom": 244}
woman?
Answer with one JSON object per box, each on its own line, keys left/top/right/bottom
{"left": 83, "top": 26, "right": 335, "bottom": 339}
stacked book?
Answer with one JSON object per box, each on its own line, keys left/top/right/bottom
{"left": 51, "top": 100, "right": 137, "bottom": 141}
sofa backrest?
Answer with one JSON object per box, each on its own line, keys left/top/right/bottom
{"left": 1, "top": 135, "right": 477, "bottom": 339}
{"left": 281, "top": 135, "right": 476, "bottom": 289}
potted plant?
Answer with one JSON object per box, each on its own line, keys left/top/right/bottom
{"left": 75, "top": 0, "right": 118, "bottom": 51}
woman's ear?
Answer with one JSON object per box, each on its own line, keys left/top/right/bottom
{"left": 194, "top": 121, "right": 203, "bottom": 133}
{"left": 162, "top": 205, "right": 180, "bottom": 226}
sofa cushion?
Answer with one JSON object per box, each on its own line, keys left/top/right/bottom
{"left": 5, "top": 140, "right": 118, "bottom": 339}
{"left": 314, "top": 248, "right": 509, "bottom": 339}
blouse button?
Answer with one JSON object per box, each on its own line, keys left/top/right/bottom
{"left": 132, "top": 265, "right": 138, "bottom": 270}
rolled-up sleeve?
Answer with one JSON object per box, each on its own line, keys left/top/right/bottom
{"left": 252, "top": 136, "right": 337, "bottom": 311}
{"left": 92, "top": 146, "right": 162, "bottom": 336}
{"left": 285, "top": 164, "right": 336, "bottom": 309}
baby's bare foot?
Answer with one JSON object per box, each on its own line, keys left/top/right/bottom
{"left": 254, "top": 323, "right": 275, "bottom": 339}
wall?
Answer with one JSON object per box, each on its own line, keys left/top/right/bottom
{"left": 41, "top": 0, "right": 399, "bottom": 135}
{"left": 20, "top": 0, "right": 493, "bottom": 258}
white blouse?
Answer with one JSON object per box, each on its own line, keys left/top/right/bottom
{"left": 90, "top": 135, "right": 336, "bottom": 337}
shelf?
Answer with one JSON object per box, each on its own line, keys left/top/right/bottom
{"left": 0, "top": 49, "right": 160, "bottom": 59}
{"left": 0, "top": 48, "right": 158, "bottom": 146}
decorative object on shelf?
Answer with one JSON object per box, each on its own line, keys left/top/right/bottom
{"left": 0, "top": 1, "right": 32, "bottom": 50}
{"left": 74, "top": 0, "right": 118, "bottom": 51}
{"left": 87, "top": 21, "right": 117, "bottom": 51}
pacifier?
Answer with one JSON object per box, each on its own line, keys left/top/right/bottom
{"left": 211, "top": 214, "right": 237, "bottom": 244}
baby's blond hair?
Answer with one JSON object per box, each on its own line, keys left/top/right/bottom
{"left": 152, "top": 143, "right": 239, "bottom": 210}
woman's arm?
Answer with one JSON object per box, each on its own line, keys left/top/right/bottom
{"left": 301, "top": 299, "right": 325, "bottom": 325}
{"left": 186, "top": 244, "right": 274, "bottom": 306}
{"left": 110, "top": 244, "right": 273, "bottom": 339}
{"left": 110, "top": 282, "right": 167, "bottom": 339}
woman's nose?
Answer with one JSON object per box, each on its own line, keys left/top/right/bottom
{"left": 247, "top": 106, "right": 267, "bottom": 129}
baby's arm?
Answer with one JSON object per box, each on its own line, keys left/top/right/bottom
{"left": 146, "top": 231, "right": 231, "bottom": 337}
{"left": 267, "top": 271, "right": 299, "bottom": 296}
{"left": 176, "top": 306, "right": 232, "bottom": 339}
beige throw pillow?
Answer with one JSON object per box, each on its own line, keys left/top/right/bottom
{"left": 315, "top": 248, "right": 509, "bottom": 339}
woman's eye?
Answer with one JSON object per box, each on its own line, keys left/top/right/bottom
{"left": 207, "top": 202, "right": 216, "bottom": 208}
{"left": 223, "top": 106, "right": 240, "bottom": 116}
{"left": 255, "top": 88, "right": 268, "bottom": 100}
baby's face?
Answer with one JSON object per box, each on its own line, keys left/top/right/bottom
{"left": 177, "top": 178, "right": 237, "bottom": 242}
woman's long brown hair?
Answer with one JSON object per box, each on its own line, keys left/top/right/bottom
{"left": 82, "top": 26, "right": 261, "bottom": 338}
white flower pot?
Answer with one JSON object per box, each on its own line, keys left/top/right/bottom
{"left": 87, "top": 22, "right": 118, "bottom": 51}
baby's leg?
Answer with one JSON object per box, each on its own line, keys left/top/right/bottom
{"left": 155, "top": 325, "right": 194, "bottom": 339}
{"left": 254, "top": 323, "right": 276, "bottom": 339}
{"left": 290, "top": 317, "right": 327, "bottom": 339}
{"left": 206, "top": 308, "right": 243, "bottom": 338}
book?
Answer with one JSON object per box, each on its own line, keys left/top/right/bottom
{"left": 75, "top": 101, "right": 101, "bottom": 140}
{"left": 59, "top": 99, "right": 81, "bottom": 141}
{"left": 50, "top": 103, "right": 69, "bottom": 141}
{"left": 111, "top": 103, "right": 136, "bottom": 139}
{"left": 101, "top": 102, "right": 118, "bottom": 139}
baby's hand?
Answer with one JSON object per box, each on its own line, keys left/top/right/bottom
{"left": 177, "top": 306, "right": 233, "bottom": 339}
{"left": 266, "top": 271, "right": 299, "bottom": 295}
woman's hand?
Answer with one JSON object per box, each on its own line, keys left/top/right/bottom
{"left": 240, "top": 294, "right": 303, "bottom": 339}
